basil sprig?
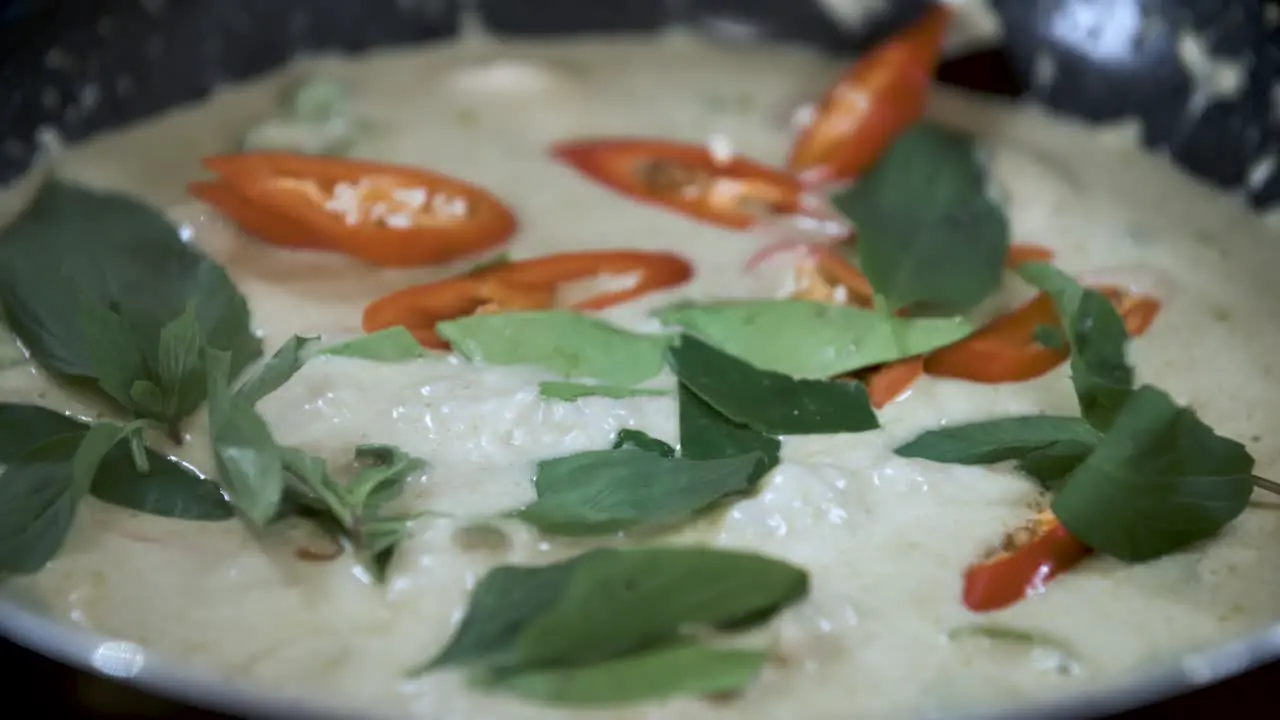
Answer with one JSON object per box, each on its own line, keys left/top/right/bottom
{"left": 416, "top": 547, "right": 808, "bottom": 705}
{"left": 895, "top": 262, "right": 1256, "bottom": 561}
{"left": 0, "top": 180, "right": 263, "bottom": 440}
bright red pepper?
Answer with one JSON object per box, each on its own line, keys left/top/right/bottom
{"left": 362, "top": 250, "right": 694, "bottom": 348}
{"left": 551, "top": 138, "right": 803, "bottom": 231}
{"left": 189, "top": 152, "right": 517, "bottom": 267}
{"left": 787, "top": 4, "right": 952, "bottom": 186}
{"left": 923, "top": 286, "right": 1163, "bottom": 383}
{"left": 963, "top": 511, "right": 1093, "bottom": 612}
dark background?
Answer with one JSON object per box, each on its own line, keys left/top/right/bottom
{"left": 1, "top": 5, "right": 1277, "bottom": 719}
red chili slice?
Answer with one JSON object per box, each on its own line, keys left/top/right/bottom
{"left": 963, "top": 511, "right": 1093, "bottom": 612}
{"left": 787, "top": 4, "right": 952, "bottom": 186}
{"left": 189, "top": 152, "right": 517, "bottom": 267}
{"left": 362, "top": 250, "right": 694, "bottom": 348}
{"left": 552, "top": 138, "right": 803, "bottom": 231}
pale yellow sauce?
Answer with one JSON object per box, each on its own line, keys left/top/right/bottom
{"left": 2, "top": 32, "right": 1279, "bottom": 720}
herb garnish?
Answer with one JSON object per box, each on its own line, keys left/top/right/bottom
{"left": 437, "top": 311, "right": 671, "bottom": 387}
{"left": 203, "top": 350, "right": 426, "bottom": 576}
{"left": 0, "top": 403, "right": 232, "bottom": 574}
{"left": 668, "top": 334, "right": 878, "bottom": 435}
{"left": 0, "top": 179, "right": 263, "bottom": 441}
{"left": 895, "top": 416, "right": 1100, "bottom": 466}
{"left": 655, "top": 299, "right": 973, "bottom": 378}
{"left": 318, "top": 327, "right": 431, "bottom": 362}
{"left": 830, "top": 122, "right": 1011, "bottom": 315}
{"left": 417, "top": 546, "right": 808, "bottom": 705}
{"left": 895, "top": 259, "right": 1258, "bottom": 567}
{"left": 1018, "top": 262, "right": 1134, "bottom": 430}
{"left": 516, "top": 448, "right": 766, "bottom": 536}
{"left": 1049, "top": 385, "right": 1254, "bottom": 561}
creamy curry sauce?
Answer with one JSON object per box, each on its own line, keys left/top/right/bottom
{"left": 2, "top": 31, "right": 1280, "bottom": 720}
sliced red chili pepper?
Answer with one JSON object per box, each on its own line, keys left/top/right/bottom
{"left": 924, "top": 285, "right": 1163, "bottom": 383}
{"left": 189, "top": 152, "right": 517, "bottom": 267}
{"left": 787, "top": 4, "right": 952, "bottom": 186}
{"left": 963, "top": 510, "right": 1092, "bottom": 612}
{"left": 551, "top": 138, "right": 803, "bottom": 231}
{"left": 856, "top": 357, "right": 925, "bottom": 408}
{"left": 362, "top": 250, "right": 693, "bottom": 348}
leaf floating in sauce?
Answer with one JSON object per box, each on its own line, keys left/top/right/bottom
{"left": 515, "top": 448, "right": 766, "bottom": 536}
{"left": 484, "top": 643, "right": 769, "bottom": 706}
{"left": 189, "top": 152, "right": 517, "bottom": 267}
{"left": 438, "top": 310, "right": 672, "bottom": 387}
{"left": 205, "top": 349, "right": 288, "bottom": 526}
{"left": 539, "top": 381, "right": 670, "bottom": 402}
{"left": 830, "top": 122, "right": 1011, "bottom": 315}
{"left": 895, "top": 416, "right": 1100, "bottom": 466}
{"left": 655, "top": 299, "right": 974, "bottom": 379}
{"left": 1050, "top": 385, "right": 1254, "bottom": 562}
{"left": 235, "top": 335, "right": 320, "bottom": 406}
{"left": 667, "top": 335, "right": 878, "bottom": 436}
{"left": 417, "top": 546, "right": 807, "bottom": 706}
{"left": 0, "top": 434, "right": 88, "bottom": 574}
{"left": 611, "top": 429, "right": 676, "bottom": 458}
{"left": 551, "top": 138, "right": 803, "bottom": 231}
{"left": 318, "top": 327, "right": 434, "bottom": 362}
{"left": 0, "top": 180, "right": 263, "bottom": 429}
{"left": 1017, "top": 262, "right": 1135, "bottom": 430}
{"left": 946, "top": 624, "right": 1079, "bottom": 673}
{"left": 0, "top": 403, "right": 232, "bottom": 523}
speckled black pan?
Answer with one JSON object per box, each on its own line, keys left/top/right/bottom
{"left": 1, "top": 1, "right": 1279, "bottom": 718}
{"left": 2, "top": 0, "right": 1278, "bottom": 209}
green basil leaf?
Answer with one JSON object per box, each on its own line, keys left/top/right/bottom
{"left": 420, "top": 560, "right": 581, "bottom": 672}
{"left": 947, "top": 624, "right": 1076, "bottom": 659}
{"left": 1014, "top": 439, "right": 1095, "bottom": 492}
{"left": 483, "top": 643, "right": 767, "bottom": 706}
{"left": 513, "top": 547, "right": 808, "bottom": 668}
{"left": 318, "top": 327, "right": 431, "bottom": 362}
{"left": 668, "top": 335, "right": 878, "bottom": 436}
{"left": 539, "top": 381, "right": 669, "bottom": 402}
{"left": 155, "top": 304, "right": 206, "bottom": 419}
{"left": 516, "top": 449, "right": 765, "bottom": 536}
{"left": 205, "top": 350, "right": 285, "bottom": 525}
{"left": 894, "top": 416, "right": 1100, "bottom": 465}
{"left": 0, "top": 180, "right": 262, "bottom": 395}
{"left": 0, "top": 403, "right": 232, "bottom": 520}
{"left": 79, "top": 300, "right": 150, "bottom": 411}
{"left": 654, "top": 299, "right": 973, "bottom": 378}
{"left": 0, "top": 434, "right": 86, "bottom": 574}
{"left": 0, "top": 403, "right": 85, "bottom": 462}
{"left": 1051, "top": 385, "right": 1255, "bottom": 562}
{"left": 421, "top": 547, "right": 807, "bottom": 673}
{"left": 1033, "top": 324, "right": 1068, "bottom": 352}
{"left": 71, "top": 421, "right": 146, "bottom": 497}
{"left": 129, "top": 380, "right": 167, "bottom": 418}
{"left": 677, "top": 386, "right": 780, "bottom": 473}
{"left": 611, "top": 429, "right": 675, "bottom": 458}
{"left": 830, "top": 122, "right": 1011, "bottom": 314}
{"left": 236, "top": 335, "right": 319, "bottom": 406}
{"left": 351, "top": 443, "right": 425, "bottom": 512}
{"left": 1018, "top": 262, "right": 1134, "bottom": 430}
{"left": 437, "top": 311, "right": 671, "bottom": 387}
{"left": 90, "top": 449, "right": 232, "bottom": 521}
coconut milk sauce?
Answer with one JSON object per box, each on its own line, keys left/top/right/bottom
{"left": 1, "top": 32, "right": 1279, "bottom": 720}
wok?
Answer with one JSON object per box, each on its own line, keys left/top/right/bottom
{"left": 0, "top": 0, "right": 1276, "bottom": 717}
